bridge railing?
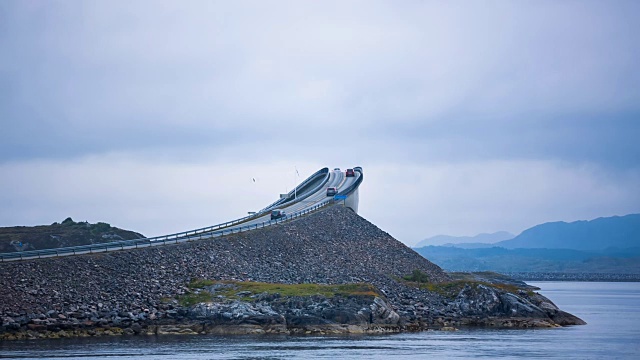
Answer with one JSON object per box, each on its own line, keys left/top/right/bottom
{"left": 0, "top": 199, "right": 335, "bottom": 262}
{"left": 139, "top": 167, "right": 330, "bottom": 240}
{"left": 337, "top": 166, "right": 363, "bottom": 197}
{"left": 258, "top": 167, "right": 330, "bottom": 213}
{"left": 0, "top": 166, "right": 361, "bottom": 263}
{"left": 1, "top": 167, "right": 331, "bottom": 261}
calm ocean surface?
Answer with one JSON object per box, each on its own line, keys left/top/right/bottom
{"left": 1, "top": 281, "right": 639, "bottom": 359}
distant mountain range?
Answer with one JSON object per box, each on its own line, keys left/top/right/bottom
{"left": 414, "top": 231, "right": 514, "bottom": 248}
{"left": 413, "top": 246, "right": 640, "bottom": 274}
{"left": 496, "top": 214, "right": 640, "bottom": 251}
{"left": 413, "top": 213, "right": 640, "bottom": 274}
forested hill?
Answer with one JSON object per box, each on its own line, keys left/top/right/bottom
{"left": 496, "top": 214, "right": 640, "bottom": 251}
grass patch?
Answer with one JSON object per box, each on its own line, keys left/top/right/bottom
{"left": 184, "top": 279, "right": 381, "bottom": 302}
{"left": 403, "top": 269, "right": 430, "bottom": 283}
{"left": 225, "top": 282, "right": 380, "bottom": 298}
{"left": 188, "top": 279, "right": 217, "bottom": 289}
{"left": 397, "top": 271, "right": 531, "bottom": 299}
{"left": 177, "top": 291, "right": 213, "bottom": 307}
{"left": 490, "top": 282, "right": 535, "bottom": 296}
{"left": 420, "top": 281, "right": 469, "bottom": 298}
{"left": 415, "top": 280, "right": 531, "bottom": 299}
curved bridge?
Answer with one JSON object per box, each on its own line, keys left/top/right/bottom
{"left": 0, "top": 166, "right": 363, "bottom": 262}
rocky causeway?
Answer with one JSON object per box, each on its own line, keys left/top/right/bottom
{"left": 0, "top": 205, "right": 585, "bottom": 340}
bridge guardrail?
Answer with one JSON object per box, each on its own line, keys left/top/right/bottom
{"left": 337, "top": 166, "right": 363, "bottom": 197}
{"left": 0, "top": 167, "right": 331, "bottom": 262}
{"left": 0, "top": 199, "right": 334, "bottom": 262}
{"left": 0, "top": 166, "right": 360, "bottom": 263}
{"left": 258, "top": 167, "right": 330, "bottom": 213}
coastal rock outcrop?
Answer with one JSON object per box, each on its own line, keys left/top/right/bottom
{"left": 454, "top": 284, "right": 547, "bottom": 318}
{"left": 0, "top": 205, "right": 584, "bottom": 340}
{"left": 184, "top": 294, "right": 401, "bottom": 334}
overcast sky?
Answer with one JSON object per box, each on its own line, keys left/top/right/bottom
{"left": 1, "top": 0, "right": 639, "bottom": 246}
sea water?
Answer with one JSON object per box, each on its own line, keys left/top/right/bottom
{"left": 1, "top": 281, "right": 639, "bottom": 359}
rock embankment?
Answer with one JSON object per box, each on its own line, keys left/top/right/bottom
{"left": 0, "top": 205, "right": 584, "bottom": 340}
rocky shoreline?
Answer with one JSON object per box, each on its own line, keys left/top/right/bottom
{"left": 1, "top": 291, "right": 405, "bottom": 340}
{"left": 0, "top": 206, "right": 585, "bottom": 340}
{"left": 1, "top": 280, "right": 583, "bottom": 341}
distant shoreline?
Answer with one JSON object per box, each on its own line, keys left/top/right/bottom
{"left": 504, "top": 272, "right": 640, "bottom": 282}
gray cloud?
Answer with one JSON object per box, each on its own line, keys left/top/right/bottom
{"left": 1, "top": 1, "right": 639, "bottom": 242}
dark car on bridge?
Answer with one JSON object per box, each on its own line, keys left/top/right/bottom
{"left": 345, "top": 168, "right": 355, "bottom": 177}
{"left": 326, "top": 187, "right": 337, "bottom": 196}
{"left": 270, "top": 209, "right": 286, "bottom": 220}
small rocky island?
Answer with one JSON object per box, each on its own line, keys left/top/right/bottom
{"left": 0, "top": 206, "right": 584, "bottom": 340}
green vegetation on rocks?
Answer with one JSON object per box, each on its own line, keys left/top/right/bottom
{"left": 181, "top": 279, "right": 381, "bottom": 305}
{"left": 398, "top": 271, "right": 532, "bottom": 299}
{"left": 178, "top": 291, "right": 214, "bottom": 307}
{"left": 424, "top": 280, "right": 531, "bottom": 299}
{"left": 402, "top": 269, "right": 430, "bottom": 283}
